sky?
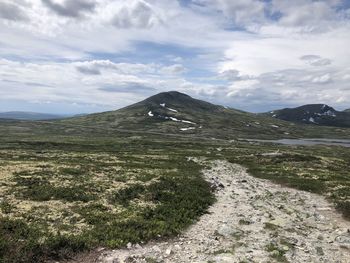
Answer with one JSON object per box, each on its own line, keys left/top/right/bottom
{"left": 0, "top": 0, "right": 350, "bottom": 114}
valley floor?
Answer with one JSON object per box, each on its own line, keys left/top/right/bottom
{"left": 92, "top": 160, "right": 350, "bottom": 263}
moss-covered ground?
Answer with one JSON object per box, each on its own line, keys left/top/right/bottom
{"left": 0, "top": 121, "right": 349, "bottom": 262}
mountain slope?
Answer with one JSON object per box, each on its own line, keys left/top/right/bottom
{"left": 344, "top": 109, "right": 350, "bottom": 113}
{"left": 0, "top": 111, "right": 64, "bottom": 120}
{"left": 60, "top": 91, "right": 343, "bottom": 139}
{"left": 264, "top": 104, "right": 350, "bottom": 128}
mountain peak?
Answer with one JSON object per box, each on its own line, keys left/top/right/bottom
{"left": 144, "top": 91, "right": 192, "bottom": 104}
{"left": 131, "top": 91, "right": 222, "bottom": 114}
{"left": 294, "top": 104, "right": 334, "bottom": 112}
{"left": 265, "top": 103, "right": 350, "bottom": 127}
{"left": 291, "top": 104, "right": 336, "bottom": 117}
{"left": 62, "top": 90, "right": 300, "bottom": 138}
{"left": 320, "top": 104, "right": 333, "bottom": 111}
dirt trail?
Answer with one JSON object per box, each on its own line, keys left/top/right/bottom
{"left": 96, "top": 159, "right": 349, "bottom": 263}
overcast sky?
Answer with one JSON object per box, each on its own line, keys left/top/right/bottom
{"left": 0, "top": 0, "right": 349, "bottom": 114}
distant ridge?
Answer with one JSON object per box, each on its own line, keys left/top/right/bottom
{"left": 0, "top": 111, "right": 65, "bottom": 120}
{"left": 264, "top": 104, "right": 350, "bottom": 128}
{"left": 59, "top": 91, "right": 317, "bottom": 139}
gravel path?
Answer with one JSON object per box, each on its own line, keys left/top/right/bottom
{"left": 97, "top": 159, "right": 350, "bottom": 263}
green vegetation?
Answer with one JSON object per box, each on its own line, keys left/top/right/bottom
{"left": 266, "top": 242, "right": 289, "bottom": 262}
{"left": 0, "top": 130, "right": 217, "bottom": 263}
{"left": 0, "top": 112, "right": 349, "bottom": 262}
{"left": 238, "top": 219, "right": 251, "bottom": 225}
{"left": 264, "top": 222, "right": 279, "bottom": 231}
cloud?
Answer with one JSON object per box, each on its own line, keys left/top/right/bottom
{"left": 76, "top": 65, "right": 101, "bottom": 75}
{"left": 191, "top": 0, "right": 349, "bottom": 33}
{"left": 269, "top": 0, "right": 348, "bottom": 33}
{"left": 192, "top": 0, "right": 266, "bottom": 27}
{"left": 311, "top": 73, "right": 332, "bottom": 84}
{"left": 111, "top": 0, "right": 164, "bottom": 29}
{"left": 171, "top": 56, "right": 183, "bottom": 63}
{"left": 99, "top": 82, "right": 156, "bottom": 94}
{"left": 274, "top": 1, "right": 334, "bottom": 26}
{"left": 220, "top": 26, "right": 350, "bottom": 77}
{"left": 0, "top": 2, "right": 28, "bottom": 21}
{"left": 300, "top": 55, "right": 332, "bottom": 66}
{"left": 75, "top": 60, "right": 114, "bottom": 75}
{"left": 0, "top": 0, "right": 350, "bottom": 113}
{"left": 0, "top": 59, "right": 192, "bottom": 111}
{"left": 42, "top": 0, "right": 97, "bottom": 18}
{"left": 160, "top": 64, "right": 187, "bottom": 75}
{"left": 74, "top": 60, "right": 158, "bottom": 75}
{"left": 219, "top": 68, "right": 346, "bottom": 112}
{"left": 75, "top": 60, "right": 187, "bottom": 76}
{"left": 219, "top": 69, "right": 251, "bottom": 81}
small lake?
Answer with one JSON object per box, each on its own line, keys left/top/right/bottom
{"left": 245, "top": 138, "right": 350, "bottom": 148}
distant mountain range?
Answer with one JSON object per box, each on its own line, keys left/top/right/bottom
{"left": 2, "top": 94, "right": 349, "bottom": 137}
{"left": 264, "top": 104, "right": 350, "bottom": 128}
{"left": 59, "top": 91, "right": 350, "bottom": 139}
{"left": 0, "top": 92, "right": 348, "bottom": 140}
{"left": 0, "top": 111, "right": 66, "bottom": 120}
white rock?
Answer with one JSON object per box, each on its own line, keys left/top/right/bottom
{"left": 174, "top": 244, "right": 181, "bottom": 251}
{"left": 135, "top": 243, "right": 142, "bottom": 249}
{"left": 213, "top": 253, "right": 236, "bottom": 262}
{"left": 152, "top": 245, "right": 161, "bottom": 253}
{"left": 217, "top": 224, "right": 236, "bottom": 238}
{"left": 165, "top": 247, "right": 172, "bottom": 256}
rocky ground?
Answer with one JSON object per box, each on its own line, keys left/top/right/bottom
{"left": 88, "top": 159, "right": 349, "bottom": 263}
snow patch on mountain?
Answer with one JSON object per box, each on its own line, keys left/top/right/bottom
{"left": 180, "top": 127, "right": 196, "bottom": 131}
{"left": 309, "top": 117, "right": 317, "bottom": 124}
{"left": 150, "top": 112, "right": 196, "bottom": 125}
{"left": 169, "top": 117, "right": 180, "bottom": 122}
{"left": 181, "top": 120, "right": 196, "bottom": 124}
{"left": 322, "top": 110, "right": 336, "bottom": 117}
{"left": 167, "top": 116, "right": 196, "bottom": 124}
{"left": 160, "top": 103, "right": 178, "bottom": 113}
{"left": 168, "top": 108, "right": 178, "bottom": 113}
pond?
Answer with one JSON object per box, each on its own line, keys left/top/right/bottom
{"left": 245, "top": 138, "right": 350, "bottom": 148}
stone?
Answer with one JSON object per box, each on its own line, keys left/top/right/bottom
{"left": 316, "top": 247, "right": 324, "bottom": 256}
{"left": 217, "top": 224, "right": 235, "bottom": 238}
{"left": 135, "top": 243, "right": 142, "bottom": 249}
{"left": 174, "top": 244, "right": 181, "bottom": 251}
{"left": 270, "top": 250, "right": 280, "bottom": 257}
{"left": 335, "top": 235, "right": 350, "bottom": 249}
{"left": 264, "top": 212, "right": 271, "bottom": 218}
{"left": 213, "top": 253, "right": 237, "bottom": 262}
{"left": 165, "top": 247, "right": 172, "bottom": 256}
{"left": 268, "top": 217, "right": 287, "bottom": 228}
{"left": 282, "top": 245, "right": 289, "bottom": 251}
{"left": 152, "top": 245, "right": 161, "bottom": 253}
{"left": 335, "top": 235, "right": 350, "bottom": 244}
